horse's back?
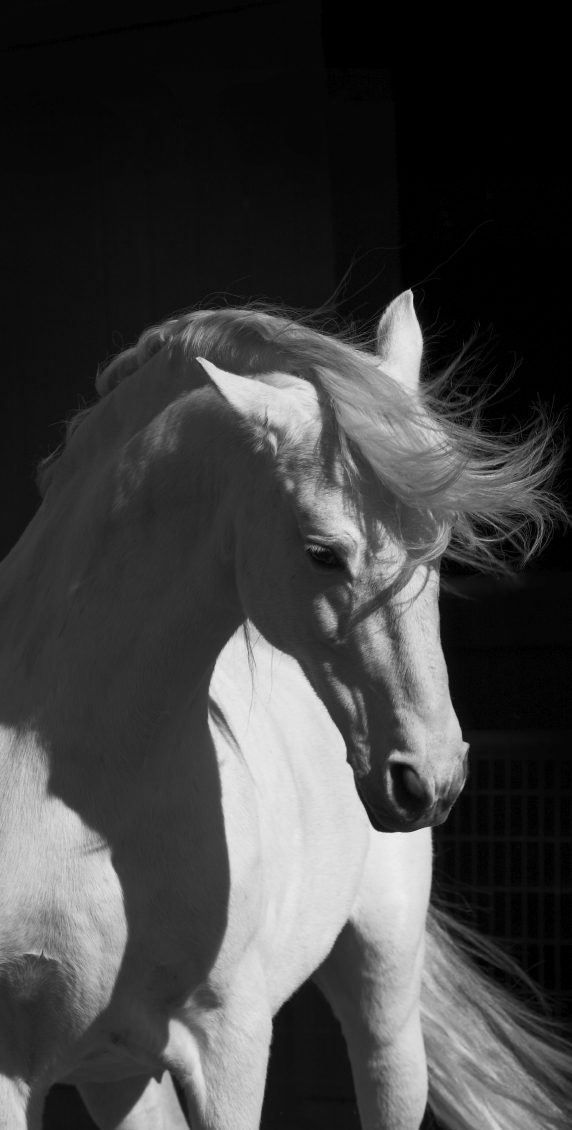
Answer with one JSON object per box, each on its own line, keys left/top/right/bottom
{"left": 210, "top": 630, "right": 372, "bottom": 1009}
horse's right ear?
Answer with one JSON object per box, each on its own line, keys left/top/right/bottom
{"left": 196, "top": 357, "right": 319, "bottom": 460}
{"left": 195, "top": 357, "right": 314, "bottom": 456}
{"left": 376, "top": 290, "right": 423, "bottom": 392}
{"left": 196, "top": 357, "right": 268, "bottom": 418}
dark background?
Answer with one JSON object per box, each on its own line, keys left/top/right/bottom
{"left": 1, "top": 4, "right": 571, "bottom": 1127}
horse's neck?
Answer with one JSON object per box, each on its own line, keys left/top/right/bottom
{"left": 0, "top": 391, "right": 245, "bottom": 773}
{"left": 34, "top": 347, "right": 209, "bottom": 502}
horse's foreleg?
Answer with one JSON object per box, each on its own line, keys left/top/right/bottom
{"left": 78, "top": 1072, "right": 189, "bottom": 1130}
{"left": 0, "top": 1076, "right": 42, "bottom": 1130}
{"left": 314, "top": 943, "right": 427, "bottom": 1130}
{"left": 313, "top": 829, "right": 431, "bottom": 1130}
{"left": 179, "top": 962, "right": 272, "bottom": 1130}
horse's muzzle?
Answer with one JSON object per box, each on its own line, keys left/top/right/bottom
{"left": 355, "top": 746, "right": 469, "bottom": 833}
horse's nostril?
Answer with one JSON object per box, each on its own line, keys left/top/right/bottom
{"left": 389, "top": 761, "right": 433, "bottom": 816}
{"left": 400, "top": 765, "right": 426, "bottom": 799}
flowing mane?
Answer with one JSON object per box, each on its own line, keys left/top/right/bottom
{"left": 38, "top": 304, "right": 566, "bottom": 571}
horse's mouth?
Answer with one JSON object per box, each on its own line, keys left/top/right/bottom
{"left": 355, "top": 776, "right": 458, "bottom": 834}
{"left": 354, "top": 779, "right": 396, "bottom": 833}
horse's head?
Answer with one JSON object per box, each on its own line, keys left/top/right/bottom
{"left": 197, "top": 293, "right": 468, "bottom": 833}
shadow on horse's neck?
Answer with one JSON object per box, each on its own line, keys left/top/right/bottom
{"left": 0, "top": 363, "right": 239, "bottom": 1025}
{"left": 0, "top": 384, "right": 247, "bottom": 753}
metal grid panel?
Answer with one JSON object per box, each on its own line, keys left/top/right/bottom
{"left": 434, "top": 730, "right": 572, "bottom": 1014}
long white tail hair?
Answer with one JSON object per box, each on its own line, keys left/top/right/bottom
{"left": 423, "top": 906, "right": 572, "bottom": 1129}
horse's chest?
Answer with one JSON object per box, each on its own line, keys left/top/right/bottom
{"left": 0, "top": 825, "right": 127, "bottom": 1081}
{"left": 0, "top": 780, "right": 246, "bottom": 1084}
{"left": 221, "top": 741, "right": 370, "bottom": 1010}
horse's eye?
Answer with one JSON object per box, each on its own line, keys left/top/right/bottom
{"left": 305, "top": 544, "right": 344, "bottom": 570}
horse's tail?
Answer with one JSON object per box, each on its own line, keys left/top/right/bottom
{"left": 422, "top": 905, "right": 572, "bottom": 1130}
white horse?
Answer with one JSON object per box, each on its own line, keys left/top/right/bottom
{"left": 0, "top": 292, "right": 570, "bottom": 1130}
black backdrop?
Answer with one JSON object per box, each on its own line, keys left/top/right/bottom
{"left": 1, "top": 4, "right": 571, "bottom": 1127}
{"left": 2, "top": 4, "right": 570, "bottom": 561}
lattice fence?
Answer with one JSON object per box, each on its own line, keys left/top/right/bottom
{"left": 433, "top": 729, "right": 572, "bottom": 1015}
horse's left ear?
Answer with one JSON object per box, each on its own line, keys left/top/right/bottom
{"left": 376, "top": 290, "right": 423, "bottom": 391}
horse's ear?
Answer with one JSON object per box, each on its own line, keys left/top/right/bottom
{"left": 376, "top": 290, "right": 423, "bottom": 391}
{"left": 195, "top": 357, "right": 307, "bottom": 450}
{"left": 196, "top": 357, "right": 272, "bottom": 418}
